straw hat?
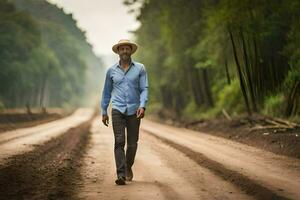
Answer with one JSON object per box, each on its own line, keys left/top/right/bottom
{"left": 112, "top": 39, "right": 138, "bottom": 54}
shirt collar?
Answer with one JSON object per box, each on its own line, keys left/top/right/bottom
{"left": 118, "top": 60, "right": 134, "bottom": 66}
{"left": 116, "top": 60, "right": 135, "bottom": 69}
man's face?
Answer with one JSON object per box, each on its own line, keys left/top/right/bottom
{"left": 118, "top": 45, "right": 132, "bottom": 60}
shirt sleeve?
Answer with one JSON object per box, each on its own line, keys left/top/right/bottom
{"left": 139, "top": 65, "right": 149, "bottom": 108}
{"left": 100, "top": 68, "right": 113, "bottom": 115}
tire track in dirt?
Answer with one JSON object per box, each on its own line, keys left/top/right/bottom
{"left": 0, "top": 108, "right": 94, "bottom": 164}
{"left": 140, "top": 133, "right": 253, "bottom": 200}
{"left": 145, "top": 130, "right": 291, "bottom": 200}
{"left": 76, "top": 117, "right": 253, "bottom": 200}
{"left": 0, "top": 111, "right": 69, "bottom": 134}
{"left": 141, "top": 119, "right": 300, "bottom": 200}
{"left": 0, "top": 115, "right": 95, "bottom": 200}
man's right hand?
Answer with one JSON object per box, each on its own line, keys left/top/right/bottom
{"left": 102, "top": 115, "right": 109, "bottom": 126}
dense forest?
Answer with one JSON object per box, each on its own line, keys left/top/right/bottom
{"left": 125, "top": 0, "right": 300, "bottom": 121}
{"left": 0, "top": 0, "right": 104, "bottom": 109}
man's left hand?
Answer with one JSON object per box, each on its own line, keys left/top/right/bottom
{"left": 136, "top": 107, "right": 145, "bottom": 119}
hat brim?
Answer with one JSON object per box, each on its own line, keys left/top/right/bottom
{"left": 112, "top": 42, "right": 138, "bottom": 54}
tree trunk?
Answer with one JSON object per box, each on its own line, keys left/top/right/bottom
{"left": 285, "top": 80, "right": 300, "bottom": 116}
{"left": 202, "top": 68, "right": 214, "bottom": 107}
{"left": 225, "top": 56, "right": 231, "bottom": 85}
{"left": 228, "top": 26, "right": 252, "bottom": 116}
{"left": 240, "top": 29, "right": 258, "bottom": 112}
{"left": 39, "top": 75, "right": 48, "bottom": 108}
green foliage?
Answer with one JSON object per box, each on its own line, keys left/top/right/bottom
{"left": 263, "top": 94, "right": 285, "bottom": 117}
{"left": 0, "top": 100, "right": 4, "bottom": 111}
{"left": 183, "top": 79, "right": 243, "bottom": 118}
{"left": 215, "top": 79, "right": 244, "bottom": 116}
{"left": 284, "top": 67, "right": 300, "bottom": 91}
{"left": 0, "top": 0, "right": 104, "bottom": 108}
{"left": 125, "top": 0, "right": 300, "bottom": 120}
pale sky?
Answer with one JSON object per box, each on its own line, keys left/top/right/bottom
{"left": 47, "top": 0, "right": 140, "bottom": 57}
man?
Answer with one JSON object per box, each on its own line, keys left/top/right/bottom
{"left": 100, "top": 39, "right": 148, "bottom": 185}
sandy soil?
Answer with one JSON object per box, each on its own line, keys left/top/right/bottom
{"left": 0, "top": 116, "right": 94, "bottom": 200}
{"left": 0, "top": 108, "right": 70, "bottom": 133}
{"left": 0, "top": 114, "right": 299, "bottom": 200}
{"left": 154, "top": 115, "right": 300, "bottom": 159}
{"left": 77, "top": 117, "right": 253, "bottom": 200}
{"left": 0, "top": 108, "right": 94, "bottom": 164}
{"left": 141, "top": 119, "right": 300, "bottom": 200}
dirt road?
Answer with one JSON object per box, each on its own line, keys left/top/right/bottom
{"left": 77, "top": 117, "right": 299, "bottom": 200}
{"left": 77, "top": 117, "right": 253, "bottom": 200}
{"left": 0, "top": 108, "right": 94, "bottom": 165}
{"left": 0, "top": 114, "right": 299, "bottom": 200}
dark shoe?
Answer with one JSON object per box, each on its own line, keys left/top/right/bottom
{"left": 115, "top": 176, "right": 126, "bottom": 185}
{"left": 126, "top": 167, "right": 133, "bottom": 181}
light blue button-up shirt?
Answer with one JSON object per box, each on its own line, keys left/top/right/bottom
{"left": 100, "top": 61, "right": 149, "bottom": 116}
